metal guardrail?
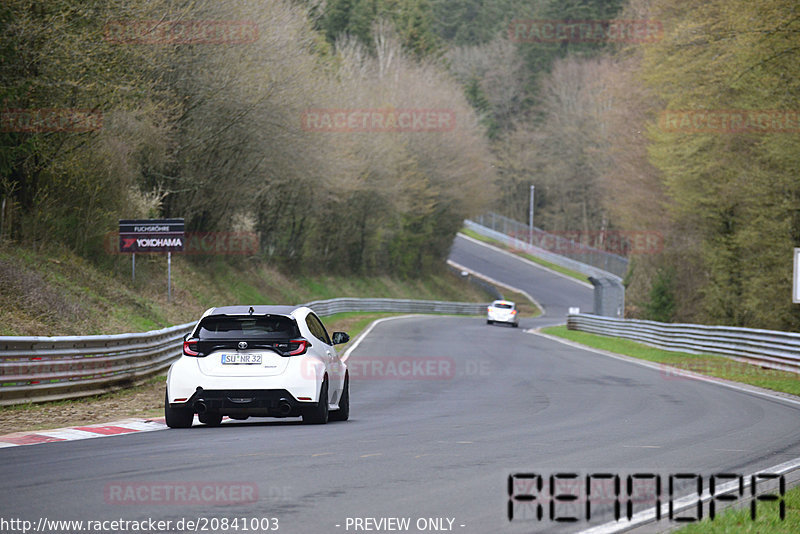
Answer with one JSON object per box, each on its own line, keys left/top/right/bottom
{"left": 0, "top": 298, "right": 489, "bottom": 406}
{"left": 306, "top": 298, "right": 488, "bottom": 317}
{"left": 0, "top": 323, "right": 195, "bottom": 406}
{"left": 464, "top": 219, "right": 623, "bottom": 282}
{"left": 567, "top": 313, "right": 800, "bottom": 374}
{"left": 471, "top": 212, "right": 629, "bottom": 279}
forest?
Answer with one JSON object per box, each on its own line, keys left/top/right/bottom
{"left": 2, "top": 0, "right": 799, "bottom": 330}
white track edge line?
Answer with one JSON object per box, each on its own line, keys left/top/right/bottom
{"left": 531, "top": 330, "right": 800, "bottom": 408}
{"left": 446, "top": 259, "right": 546, "bottom": 317}
{"left": 340, "top": 315, "right": 424, "bottom": 363}
{"left": 578, "top": 455, "right": 800, "bottom": 534}
{"left": 531, "top": 328, "right": 800, "bottom": 532}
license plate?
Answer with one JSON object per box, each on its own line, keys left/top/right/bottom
{"left": 221, "top": 353, "right": 262, "bottom": 365}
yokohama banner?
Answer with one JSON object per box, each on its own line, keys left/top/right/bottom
{"left": 119, "top": 219, "right": 185, "bottom": 253}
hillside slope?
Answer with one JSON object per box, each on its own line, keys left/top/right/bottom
{"left": 0, "top": 243, "right": 493, "bottom": 336}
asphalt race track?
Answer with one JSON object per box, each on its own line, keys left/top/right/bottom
{"left": 2, "top": 236, "right": 800, "bottom": 533}
{"left": 449, "top": 234, "right": 593, "bottom": 322}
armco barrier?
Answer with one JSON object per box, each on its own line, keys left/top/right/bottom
{"left": 567, "top": 313, "right": 800, "bottom": 374}
{"left": 305, "top": 298, "right": 488, "bottom": 317}
{"left": 470, "top": 212, "right": 629, "bottom": 279}
{"left": 463, "top": 219, "right": 626, "bottom": 317}
{"left": 464, "top": 219, "right": 623, "bottom": 282}
{"left": 0, "top": 298, "right": 488, "bottom": 406}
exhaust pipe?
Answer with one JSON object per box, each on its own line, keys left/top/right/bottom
{"left": 277, "top": 399, "right": 292, "bottom": 416}
{"left": 194, "top": 400, "right": 208, "bottom": 414}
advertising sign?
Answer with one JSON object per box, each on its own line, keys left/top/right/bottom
{"left": 119, "top": 219, "right": 185, "bottom": 253}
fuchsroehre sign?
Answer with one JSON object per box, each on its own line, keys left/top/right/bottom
{"left": 119, "top": 219, "right": 185, "bottom": 253}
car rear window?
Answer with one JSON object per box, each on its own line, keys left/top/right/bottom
{"left": 196, "top": 315, "right": 300, "bottom": 339}
{"left": 494, "top": 303, "right": 513, "bottom": 309}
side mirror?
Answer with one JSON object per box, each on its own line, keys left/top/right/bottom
{"left": 331, "top": 331, "right": 350, "bottom": 345}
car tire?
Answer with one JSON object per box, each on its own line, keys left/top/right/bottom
{"left": 329, "top": 374, "right": 349, "bottom": 422}
{"left": 164, "top": 391, "right": 193, "bottom": 429}
{"left": 303, "top": 378, "right": 329, "bottom": 425}
{"left": 513, "top": 323, "right": 519, "bottom": 328}
{"left": 199, "top": 413, "right": 223, "bottom": 426}
{"left": 487, "top": 320, "right": 493, "bottom": 325}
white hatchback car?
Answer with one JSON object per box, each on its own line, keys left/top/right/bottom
{"left": 165, "top": 305, "right": 350, "bottom": 427}
{"left": 487, "top": 300, "right": 519, "bottom": 327}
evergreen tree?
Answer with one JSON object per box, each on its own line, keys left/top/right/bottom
{"left": 644, "top": 268, "right": 676, "bottom": 323}
{"left": 320, "top": 0, "right": 439, "bottom": 57}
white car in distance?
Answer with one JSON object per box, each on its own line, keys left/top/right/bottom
{"left": 487, "top": 300, "right": 519, "bottom": 327}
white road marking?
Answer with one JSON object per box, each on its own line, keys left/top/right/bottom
{"left": 531, "top": 329, "right": 800, "bottom": 533}
{"left": 446, "top": 258, "right": 546, "bottom": 316}
{"left": 578, "top": 456, "right": 800, "bottom": 534}
{"left": 341, "top": 315, "right": 425, "bottom": 362}
{"left": 533, "top": 330, "right": 800, "bottom": 408}
{"left": 35, "top": 428, "right": 105, "bottom": 441}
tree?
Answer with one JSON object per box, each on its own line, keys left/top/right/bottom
{"left": 446, "top": 34, "right": 527, "bottom": 137}
{"left": 643, "top": 267, "right": 676, "bottom": 322}
{"left": 639, "top": 0, "right": 800, "bottom": 329}
{"left": 320, "top": 0, "right": 440, "bottom": 57}
{"left": 2, "top": 0, "right": 495, "bottom": 278}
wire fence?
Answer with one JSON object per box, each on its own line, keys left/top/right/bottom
{"left": 471, "top": 212, "right": 629, "bottom": 279}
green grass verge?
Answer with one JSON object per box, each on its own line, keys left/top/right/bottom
{"left": 319, "top": 312, "right": 404, "bottom": 352}
{"left": 674, "top": 486, "right": 800, "bottom": 533}
{"left": 542, "top": 325, "right": 800, "bottom": 397}
{"left": 460, "top": 228, "right": 589, "bottom": 283}
{"left": 0, "top": 240, "right": 497, "bottom": 336}
{"left": 499, "top": 289, "right": 542, "bottom": 318}
{"left": 0, "top": 374, "right": 167, "bottom": 413}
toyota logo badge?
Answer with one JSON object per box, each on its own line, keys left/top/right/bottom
{"left": 238, "top": 341, "right": 248, "bottom": 350}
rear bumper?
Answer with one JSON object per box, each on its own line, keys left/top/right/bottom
{"left": 487, "top": 314, "right": 518, "bottom": 324}
{"left": 166, "top": 354, "right": 325, "bottom": 403}
{"left": 171, "top": 389, "right": 314, "bottom": 418}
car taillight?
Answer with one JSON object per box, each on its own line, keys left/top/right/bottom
{"left": 183, "top": 339, "right": 200, "bottom": 357}
{"left": 511, "top": 310, "right": 517, "bottom": 314}
{"left": 285, "top": 339, "right": 309, "bottom": 356}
